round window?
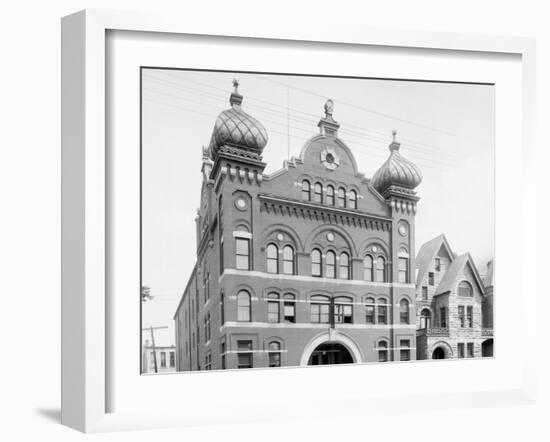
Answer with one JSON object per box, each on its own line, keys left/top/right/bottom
{"left": 235, "top": 198, "right": 247, "bottom": 210}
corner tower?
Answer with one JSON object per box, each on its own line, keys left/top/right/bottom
{"left": 371, "top": 131, "right": 422, "bottom": 356}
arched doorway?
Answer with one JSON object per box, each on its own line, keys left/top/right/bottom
{"left": 308, "top": 342, "right": 353, "bottom": 365}
{"left": 482, "top": 339, "right": 494, "bottom": 357}
{"left": 432, "top": 347, "right": 446, "bottom": 359}
{"left": 300, "top": 331, "right": 363, "bottom": 365}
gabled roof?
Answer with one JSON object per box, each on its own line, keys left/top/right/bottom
{"left": 435, "top": 252, "right": 485, "bottom": 296}
{"left": 415, "top": 234, "right": 454, "bottom": 286}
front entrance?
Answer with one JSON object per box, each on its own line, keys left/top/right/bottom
{"left": 308, "top": 342, "right": 353, "bottom": 365}
{"left": 432, "top": 347, "right": 446, "bottom": 359}
{"left": 482, "top": 339, "right": 494, "bottom": 357}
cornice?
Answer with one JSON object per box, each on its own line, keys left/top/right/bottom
{"left": 258, "top": 194, "right": 393, "bottom": 231}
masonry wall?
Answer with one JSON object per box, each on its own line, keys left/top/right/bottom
{"left": 175, "top": 124, "right": 420, "bottom": 371}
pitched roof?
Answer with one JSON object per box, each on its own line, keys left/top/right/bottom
{"left": 415, "top": 234, "right": 454, "bottom": 286}
{"left": 435, "top": 252, "right": 485, "bottom": 296}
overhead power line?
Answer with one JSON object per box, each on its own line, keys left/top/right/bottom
{"left": 143, "top": 96, "right": 480, "bottom": 177}
{"left": 143, "top": 71, "right": 465, "bottom": 161}
{"left": 251, "top": 74, "right": 485, "bottom": 145}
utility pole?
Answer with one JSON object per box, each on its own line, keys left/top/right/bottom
{"left": 142, "top": 326, "right": 168, "bottom": 373}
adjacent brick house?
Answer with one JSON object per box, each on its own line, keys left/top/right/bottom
{"left": 173, "top": 81, "right": 424, "bottom": 370}
{"left": 415, "top": 234, "right": 494, "bottom": 359}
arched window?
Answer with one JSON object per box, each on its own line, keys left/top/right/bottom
{"left": 268, "top": 341, "right": 282, "bottom": 367}
{"left": 365, "top": 297, "right": 375, "bottom": 324}
{"left": 302, "top": 180, "right": 311, "bottom": 201}
{"left": 311, "top": 249, "right": 322, "bottom": 277}
{"left": 283, "top": 294, "right": 296, "bottom": 323}
{"left": 310, "top": 295, "right": 330, "bottom": 323}
{"left": 363, "top": 255, "right": 373, "bottom": 281}
{"left": 349, "top": 190, "right": 357, "bottom": 209}
{"left": 237, "top": 290, "right": 251, "bottom": 322}
{"left": 334, "top": 296, "right": 353, "bottom": 324}
{"left": 339, "top": 252, "right": 350, "bottom": 279}
{"left": 398, "top": 248, "right": 409, "bottom": 283}
{"left": 326, "top": 250, "right": 336, "bottom": 278}
{"left": 376, "top": 256, "right": 386, "bottom": 282}
{"left": 313, "top": 182, "right": 323, "bottom": 203}
{"left": 282, "top": 245, "right": 295, "bottom": 275}
{"left": 458, "top": 281, "right": 473, "bottom": 297}
{"left": 266, "top": 243, "right": 278, "bottom": 274}
{"left": 326, "top": 185, "right": 335, "bottom": 206}
{"left": 420, "top": 308, "right": 431, "bottom": 329}
{"left": 377, "top": 340, "right": 389, "bottom": 362}
{"left": 267, "top": 293, "right": 280, "bottom": 323}
{"left": 400, "top": 299, "right": 410, "bottom": 324}
{"left": 337, "top": 187, "right": 346, "bottom": 208}
{"left": 377, "top": 298, "right": 388, "bottom": 324}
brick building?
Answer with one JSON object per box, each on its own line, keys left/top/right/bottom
{"left": 415, "top": 234, "right": 494, "bottom": 359}
{"left": 174, "top": 80, "right": 426, "bottom": 371}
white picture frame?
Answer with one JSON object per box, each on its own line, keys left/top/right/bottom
{"left": 61, "top": 9, "right": 537, "bottom": 433}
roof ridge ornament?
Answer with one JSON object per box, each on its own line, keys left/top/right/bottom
{"left": 324, "top": 99, "right": 334, "bottom": 118}
{"left": 229, "top": 78, "right": 243, "bottom": 108}
{"left": 390, "top": 129, "right": 401, "bottom": 151}
{"left": 318, "top": 98, "right": 340, "bottom": 137}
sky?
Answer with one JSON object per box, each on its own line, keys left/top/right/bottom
{"left": 141, "top": 69, "right": 494, "bottom": 346}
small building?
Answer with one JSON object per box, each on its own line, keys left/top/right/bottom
{"left": 141, "top": 342, "right": 177, "bottom": 374}
{"left": 415, "top": 234, "right": 494, "bottom": 359}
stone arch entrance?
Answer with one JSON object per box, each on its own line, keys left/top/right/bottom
{"left": 300, "top": 331, "right": 363, "bottom": 366}
{"left": 308, "top": 342, "right": 353, "bottom": 365}
{"left": 482, "top": 339, "right": 494, "bottom": 357}
{"left": 432, "top": 347, "right": 446, "bottom": 359}
{"left": 431, "top": 341, "right": 453, "bottom": 360}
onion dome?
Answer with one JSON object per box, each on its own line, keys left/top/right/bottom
{"left": 371, "top": 130, "right": 422, "bottom": 195}
{"left": 209, "top": 79, "right": 268, "bottom": 160}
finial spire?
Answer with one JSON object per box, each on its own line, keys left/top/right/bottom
{"left": 229, "top": 78, "right": 243, "bottom": 107}
{"left": 389, "top": 129, "right": 401, "bottom": 151}
{"left": 324, "top": 99, "right": 334, "bottom": 117}
{"left": 318, "top": 99, "right": 339, "bottom": 137}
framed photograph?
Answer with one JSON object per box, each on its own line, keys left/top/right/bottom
{"left": 61, "top": 9, "right": 537, "bottom": 432}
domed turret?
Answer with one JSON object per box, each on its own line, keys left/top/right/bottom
{"left": 371, "top": 131, "right": 422, "bottom": 195}
{"left": 209, "top": 80, "right": 268, "bottom": 160}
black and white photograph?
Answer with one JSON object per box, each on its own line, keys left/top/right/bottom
{"left": 140, "top": 69, "right": 495, "bottom": 373}
{"left": 4, "top": 0, "right": 549, "bottom": 440}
